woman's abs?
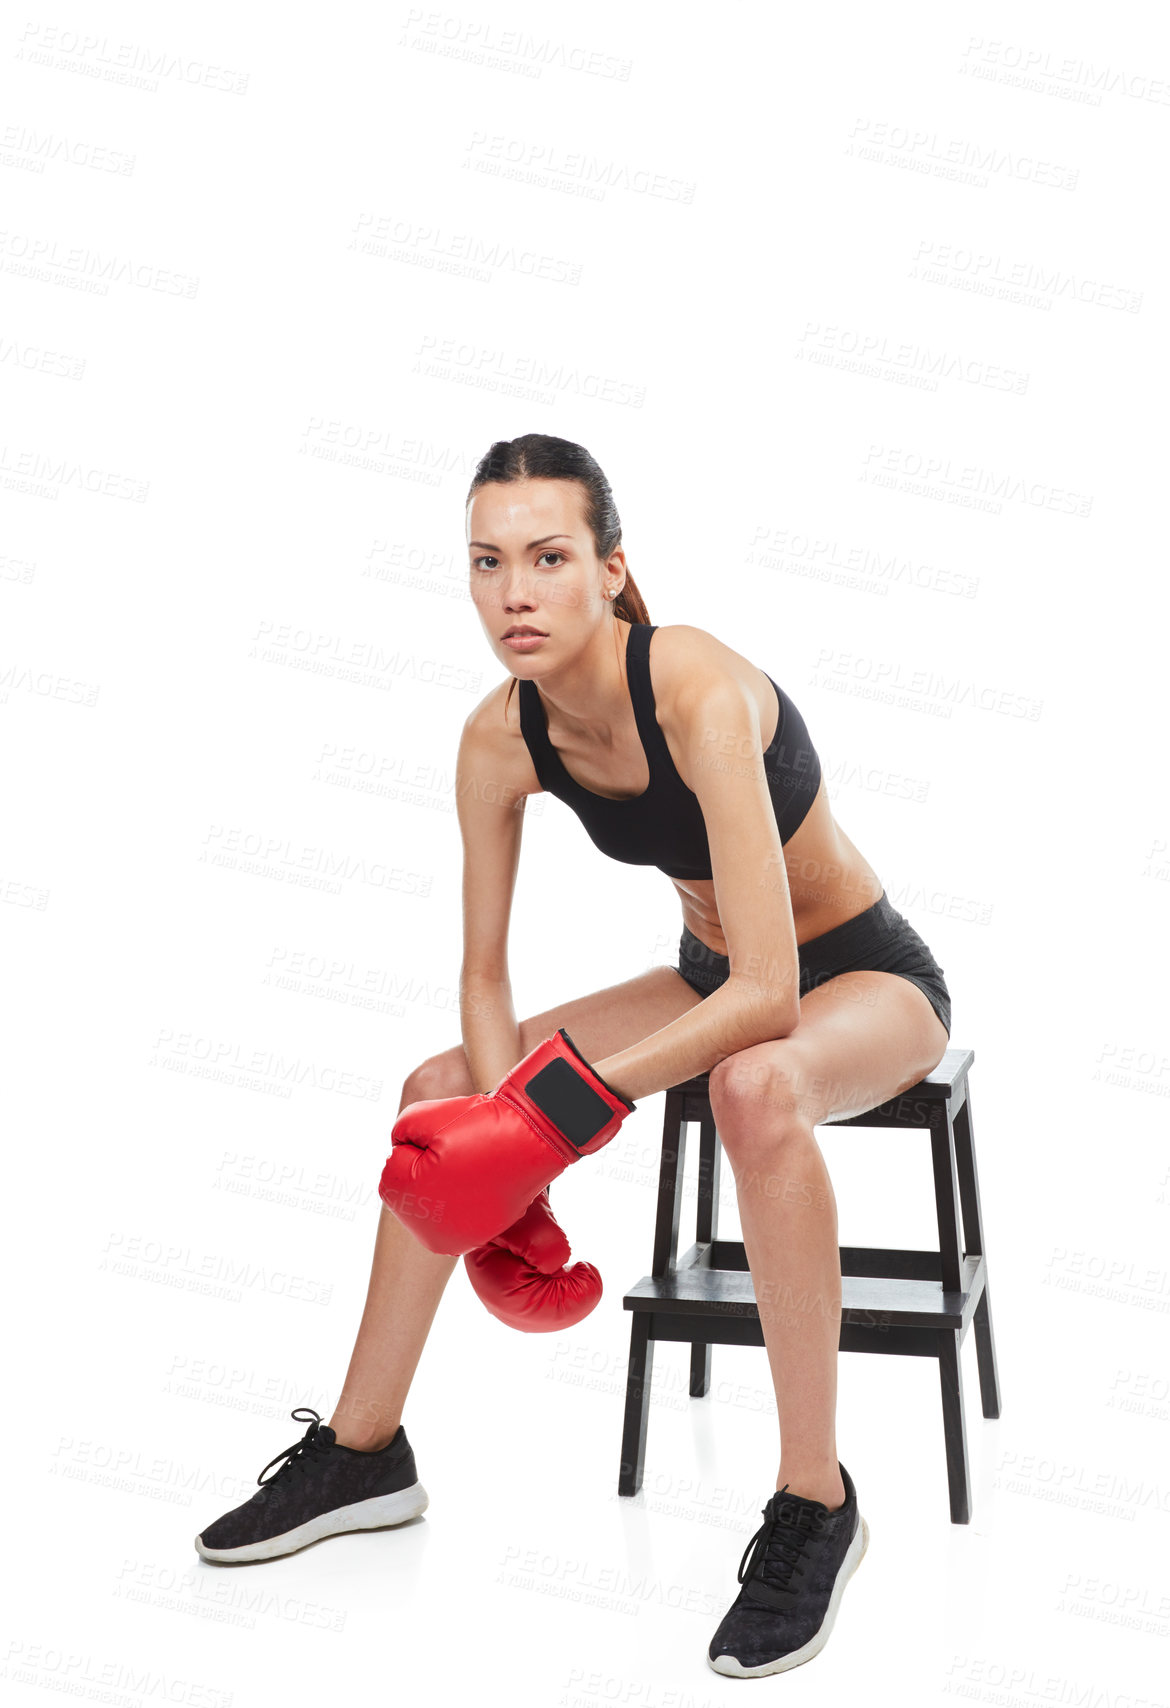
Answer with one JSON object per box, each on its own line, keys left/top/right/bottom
{"left": 672, "top": 780, "right": 884, "bottom": 957}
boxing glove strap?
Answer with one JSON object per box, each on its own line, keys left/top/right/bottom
{"left": 506, "top": 1028, "right": 635, "bottom": 1157}
{"left": 557, "top": 1028, "right": 637, "bottom": 1113}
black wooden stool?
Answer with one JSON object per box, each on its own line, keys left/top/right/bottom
{"left": 618, "top": 1047, "right": 1000, "bottom": 1523}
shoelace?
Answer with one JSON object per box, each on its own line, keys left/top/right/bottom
{"left": 736, "top": 1487, "right": 828, "bottom": 1608}
{"left": 257, "top": 1407, "right": 332, "bottom": 1486}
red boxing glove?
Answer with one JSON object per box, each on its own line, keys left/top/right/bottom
{"left": 379, "top": 1027, "right": 635, "bottom": 1256}
{"left": 464, "top": 1189, "right": 602, "bottom": 1332}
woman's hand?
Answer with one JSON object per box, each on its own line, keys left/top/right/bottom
{"left": 378, "top": 1027, "right": 636, "bottom": 1255}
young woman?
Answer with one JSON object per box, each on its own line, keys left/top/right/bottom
{"left": 195, "top": 434, "right": 951, "bottom": 1680}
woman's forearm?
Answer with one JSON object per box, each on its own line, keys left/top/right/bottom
{"left": 591, "top": 975, "right": 798, "bottom": 1104}
{"left": 459, "top": 972, "right": 523, "bottom": 1093}
{"left": 460, "top": 965, "right": 797, "bottom": 1106}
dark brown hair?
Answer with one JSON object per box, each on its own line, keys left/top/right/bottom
{"left": 466, "top": 433, "right": 651, "bottom": 715}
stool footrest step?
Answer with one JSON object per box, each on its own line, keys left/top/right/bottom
{"left": 699, "top": 1239, "right": 952, "bottom": 1281}
{"left": 623, "top": 1245, "right": 985, "bottom": 1332}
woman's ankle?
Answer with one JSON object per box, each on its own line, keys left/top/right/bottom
{"left": 328, "top": 1403, "right": 402, "bottom": 1451}
{"left": 775, "top": 1459, "right": 846, "bottom": 1511}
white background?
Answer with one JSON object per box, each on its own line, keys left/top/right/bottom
{"left": 3, "top": 1, "right": 1168, "bottom": 1704}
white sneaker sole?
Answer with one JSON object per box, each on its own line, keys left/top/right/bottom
{"left": 708, "top": 1513, "right": 870, "bottom": 1678}
{"left": 194, "top": 1480, "right": 429, "bottom": 1563}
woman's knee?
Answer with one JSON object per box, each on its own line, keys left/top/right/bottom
{"left": 401, "top": 1045, "right": 475, "bottom": 1105}
{"left": 708, "top": 1049, "right": 824, "bottom": 1166}
{"left": 710, "top": 1045, "right": 824, "bottom": 1122}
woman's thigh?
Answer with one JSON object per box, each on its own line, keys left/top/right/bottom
{"left": 409, "top": 964, "right": 705, "bottom": 1097}
{"left": 710, "top": 968, "right": 950, "bottom": 1129}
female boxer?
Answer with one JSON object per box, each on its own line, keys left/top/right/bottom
{"left": 196, "top": 433, "right": 951, "bottom": 1680}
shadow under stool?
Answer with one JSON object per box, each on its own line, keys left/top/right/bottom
{"left": 618, "top": 1047, "right": 1000, "bottom": 1523}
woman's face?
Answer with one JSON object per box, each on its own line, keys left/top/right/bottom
{"left": 467, "top": 478, "right": 622, "bottom": 670}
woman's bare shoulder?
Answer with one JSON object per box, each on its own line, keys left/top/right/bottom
{"left": 647, "top": 623, "right": 763, "bottom": 701}
{"left": 462, "top": 675, "right": 544, "bottom": 796}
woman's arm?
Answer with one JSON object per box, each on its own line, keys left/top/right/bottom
{"left": 592, "top": 978, "right": 794, "bottom": 1103}
{"left": 455, "top": 699, "right": 530, "bottom": 1092}
{"left": 591, "top": 662, "right": 802, "bottom": 1101}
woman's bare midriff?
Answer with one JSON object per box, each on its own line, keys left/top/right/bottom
{"left": 671, "top": 775, "right": 885, "bottom": 958}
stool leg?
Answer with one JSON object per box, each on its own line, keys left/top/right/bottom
{"left": 689, "top": 1114, "right": 721, "bottom": 1399}
{"left": 952, "top": 1082, "right": 1002, "bottom": 1420}
{"left": 937, "top": 1329, "right": 971, "bottom": 1523}
{"left": 690, "top": 1342, "right": 712, "bottom": 1398}
{"left": 973, "top": 1283, "right": 1002, "bottom": 1419}
{"left": 651, "top": 1090, "right": 689, "bottom": 1278}
{"left": 930, "top": 1108, "right": 964, "bottom": 1295}
{"left": 696, "top": 1113, "right": 721, "bottom": 1244}
{"left": 952, "top": 1081, "right": 985, "bottom": 1256}
{"left": 619, "top": 1317, "right": 655, "bottom": 1497}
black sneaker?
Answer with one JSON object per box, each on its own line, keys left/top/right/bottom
{"left": 194, "top": 1407, "right": 428, "bottom": 1563}
{"left": 707, "top": 1462, "right": 869, "bottom": 1677}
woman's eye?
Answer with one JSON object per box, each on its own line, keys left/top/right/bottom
{"left": 471, "top": 552, "right": 563, "bottom": 570}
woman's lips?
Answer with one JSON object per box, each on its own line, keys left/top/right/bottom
{"left": 502, "top": 633, "right": 547, "bottom": 652}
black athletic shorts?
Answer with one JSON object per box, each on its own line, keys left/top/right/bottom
{"left": 676, "top": 889, "right": 951, "bottom": 1038}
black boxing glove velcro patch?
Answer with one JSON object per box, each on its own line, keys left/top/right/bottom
{"left": 557, "top": 1028, "right": 636, "bottom": 1111}
{"left": 522, "top": 1058, "right": 615, "bottom": 1149}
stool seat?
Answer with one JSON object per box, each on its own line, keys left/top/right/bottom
{"left": 618, "top": 1047, "right": 1001, "bottom": 1523}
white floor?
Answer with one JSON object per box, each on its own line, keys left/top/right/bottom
{"left": 10, "top": 1133, "right": 1166, "bottom": 1708}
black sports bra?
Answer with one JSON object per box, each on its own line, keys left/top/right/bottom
{"left": 516, "top": 623, "right": 822, "bottom": 881}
